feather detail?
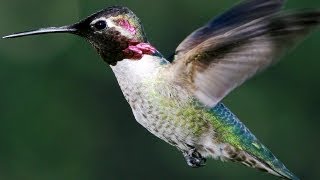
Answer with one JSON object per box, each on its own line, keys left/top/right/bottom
{"left": 171, "top": 10, "right": 320, "bottom": 107}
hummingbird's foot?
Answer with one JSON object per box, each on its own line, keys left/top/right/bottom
{"left": 183, "top": 148, "right": 206, "bottom": 168}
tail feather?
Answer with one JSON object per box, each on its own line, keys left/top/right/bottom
{"left": 222, "top": 145, "right": 299, "bottom": 180}
{"left": 245, "top": 151, "right": 299, "bottom": 180}
{"left": 210, "top": 104, "right": 300, "bottom": 179}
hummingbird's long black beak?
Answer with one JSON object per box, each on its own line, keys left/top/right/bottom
{"left": 2, "top": 25, "right": 77, "bottom": 39}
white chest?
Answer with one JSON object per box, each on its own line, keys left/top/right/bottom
{"left": 111, "top": 55, "right": 162, "bottom": 83}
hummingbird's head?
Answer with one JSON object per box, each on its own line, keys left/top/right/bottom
{"left": 3, "top": 6, "right": 156, "bottom": 65}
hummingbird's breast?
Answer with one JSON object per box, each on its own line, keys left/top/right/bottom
{"left": 110, "top": 55, "right": 213, "bottom": 151}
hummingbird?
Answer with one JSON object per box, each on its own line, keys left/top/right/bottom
{"left": 3, "top": 0, "right": 320, "bottom": 179}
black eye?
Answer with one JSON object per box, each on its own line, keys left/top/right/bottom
{"left": 94, "top": 20, "right": 107, "bottom": 30}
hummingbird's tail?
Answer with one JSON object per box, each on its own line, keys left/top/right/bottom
{"left": 210, "top": 103, "right": 299, "bottom": 179}
{"left": 232, "top": 149, "right": 300, "bottom": 180}
{"left": 216, "top": 138, "right": 300, "bottom": 179}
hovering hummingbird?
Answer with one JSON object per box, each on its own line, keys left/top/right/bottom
{"left": 3, "top": 0, "right": 320, "bottom": 179}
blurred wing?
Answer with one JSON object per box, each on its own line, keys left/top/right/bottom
{"left": 175, "top": 0, "right": 285, "bottom": 55}
{"left": 171, "top": 11, "right": 320, "bottom": 107}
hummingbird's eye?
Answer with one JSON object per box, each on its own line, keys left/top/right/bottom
{"left": 93, "top": 20, "right": 107, "bottom": 30}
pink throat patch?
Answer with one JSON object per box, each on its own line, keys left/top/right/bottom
{"left": 117, "top": 19, "right": 136, "bottom": 35}
{"left": 123, "top": 42, "right": 156, "bottom": 60}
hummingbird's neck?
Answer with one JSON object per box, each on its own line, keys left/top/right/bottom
{"left": 122, "top": 42, "right": 157, "bottom": 60}
{"left": 96, "top": 38, "right": 162, "bottom": 66}
{"left": 110, "top": 54, "right": 168, "bottom": 85}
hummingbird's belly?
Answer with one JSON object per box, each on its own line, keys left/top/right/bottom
{"left": 130, "top": 101, "right": 207, "bottom": 151}
{"left": 124, "top": 82, "right": 214, "bottom": 152}
{"left": 128, "top": 96, "right": 239, "bottom": 161}
{"left": 116, "top": 75, "right": 251, "bottom": 161}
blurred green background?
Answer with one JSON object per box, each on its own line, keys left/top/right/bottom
{"left": 0, "top": 0, "right": 320, "bottom": 179}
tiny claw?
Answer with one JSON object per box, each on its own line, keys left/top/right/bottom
{"left": 183, "top": 148, "right": 206, "bottom": 168}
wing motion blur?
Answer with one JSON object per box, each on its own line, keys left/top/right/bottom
{"left": 171, "top": 0, "right": 320, "bottom": 107}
